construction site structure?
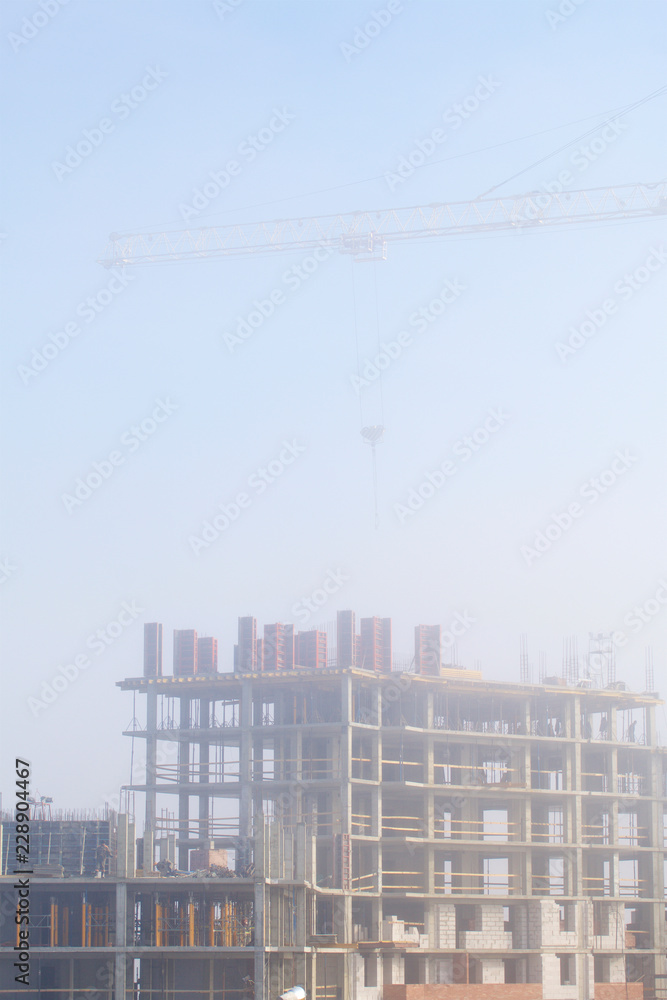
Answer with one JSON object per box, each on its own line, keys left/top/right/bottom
{"left": 1, "top": 615, "right": 665, "bottom": 1000}
{"left": 99, "top": 182, "right": 667, "bottom": 266}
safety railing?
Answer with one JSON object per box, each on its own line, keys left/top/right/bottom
{"left": 351, "top": 813, "right": 372, "bottom": 835}
{"left": 532, "top": 872, "right": 565, "bottom": 895}
{"left": 582, "top": 874, "right": 611, "bottom": 897}
{"left": 435, "top": 817, "right": 518, "bottom": 841}
{"left": 350, "top": 872, "right": 377, "bottom": 893}
{"left": 617, "top": 773, "right": 646, "bottom": 795}
{"left": 381, "top": 869, "right": 426, "bottom": 893}
{"left": 381, "top": 758, "right": 424, "bottom": 782}
{"left": 531, "top": 820, "right": 564, "bottom": 843}
{"left": 154, "top": 763, "right": 240, "bottom": 783}
{"left": 434, "top": 870, "right": 519, "bottom": 895}
{"left": 381, "top": 815, "right": 425, "bottom": 837}
{"left": 531, "top": 769, "right": 564, "bottom": 790}
{"left": 581, "top": 771, "right": 609, "bottom": 792}
{"left": 433, "top": 761, "right": 521, "bottom": 786}
{"left": 582, "top": 821, "right": 609, "bottom": 844}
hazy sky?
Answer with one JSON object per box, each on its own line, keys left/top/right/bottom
{"left": 1, "top": 0, "right": 666, "bottom": 811}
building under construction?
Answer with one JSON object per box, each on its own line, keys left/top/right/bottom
{"left": 1, "top": 613, "right": 665, "bottom": 1000}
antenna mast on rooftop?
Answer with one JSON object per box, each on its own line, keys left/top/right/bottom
{"left": 587, "top": 632, "right": 616, "bottom": 687}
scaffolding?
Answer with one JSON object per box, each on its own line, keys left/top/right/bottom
{"left": 1, "top": 656, "right": 665, "bottom": 1000}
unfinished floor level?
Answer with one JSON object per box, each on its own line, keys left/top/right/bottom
{"left": 1, "top": 635, "right": 665, "bottom": 1000}
{"left": 116, "top": 636, "right": 666, "bottom": 1000}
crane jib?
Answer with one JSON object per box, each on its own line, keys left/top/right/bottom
{"left": 99, "top": 181, "right": 667, "bottom": 267}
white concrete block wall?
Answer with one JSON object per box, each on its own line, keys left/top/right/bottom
{"left": 381, "top": 917, "right": 420, "bottom": 944}
{"left": 475, "top": 903, "right": 506, "bottom": 932}
{"left": 459, "top": 903, "right": 512, "bottom": 950}
{"left": 513, "top": 904, "right": 529, "bottom": 949}
{"left": 436, "top": 903, "right": 456, "bottom": 949}
{"left": 584, "top": 954, "right": 595, "bottom": 998}
{"left": 592, "top": 901, "right": 625, "bottom": 949}
{"left": 541, "top": 954, "right": 578, "bottom": 1000}
{"left": 383, "top": 953, "right": 404, "bottom": 985}
{"left": 459, "top": 929, "right": 513, "bottom": 949}
{"left": 352, "top": 953, "right": 365, "bottom": 992}
{"left": 351, "top": 952, "right": 386, "bottom": 1000}
{"left": 480, "top": 958, "right": 505, "bottom": 983}
{"left": 528, "top": 899, "right": 580, "bottom": 947}
{"left": 429, "top": 958, "right": 455, "bottom": 984}
{"left": 542, "top": 954, "right": 562, "bottom": 992}
{"left": 608, "top": 956, "right": 626, "bottom": 982}
{"left": 528, "top": 955, "right": 543, "bottom": 984}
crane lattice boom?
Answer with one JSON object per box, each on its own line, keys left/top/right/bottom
{"left": 100, "top": 181, "right": 666, "bottom": 267}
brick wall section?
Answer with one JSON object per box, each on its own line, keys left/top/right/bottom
{"left": 383, "top": 985, "right": 542, "bottom": 1000}
{"left": 595, "top": 986, "right": 643, "bottom": 1000}
{"left": 382, "top": 985, "right": 645, "bottom": 1000}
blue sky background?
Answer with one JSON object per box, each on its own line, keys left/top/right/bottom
{"left": 1, "top": 0, "right": 666, "bottom": 811}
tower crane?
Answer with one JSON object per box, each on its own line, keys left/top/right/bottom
{"left": 99, "top": 181, "right": 666, "bottom": 267}
{"left": 98, "top": 179, "right": 666, "bottom": 528}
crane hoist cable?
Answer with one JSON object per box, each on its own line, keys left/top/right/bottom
{"left": 352, "top": 261, "right": 385, "bottom": 529}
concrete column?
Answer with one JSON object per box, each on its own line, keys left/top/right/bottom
{"left": 523, "top": 742, "right": 532, "bottom": 789}
{"left": 426, "top": 688, "right": 434, "bottom": 729}
{"left": 572, "top": 694, "right": 581, "bottom": 740}
{"left": 371, "top": 896, "right": 382, "bottom": 941}
{"left": 114, "top": 881, "right": 127, "bottom": 1000}
{"left": 426, "top": 834, "right": 435, "bottom": 894}
{"left": 341, "top": 674, "right": 352, "bottom": 726}
{"left": 426, "top": 787, "right": 435, "bottom": 840}
{"left": 426, "top": 735, "right": 434, "bottom": 786}
{"left": 523, "top": 697, "right": 532, "bottom": 736}
{"left": 341, "top": 677, "right": 353, "bottom": 840}
{"left": 145, "top": 683, "right": 158, "bottom": 840}
{"left": 649, "top": 745, "right": 665, "bottom": 968}
{"left": 572, "top": 737, "right": 583, "bottom": 898}
{"left": 609, "top": 745, "right": 618, "bottom": 796}
{"left": 116, "top": 814, "right": 135, "bottom": 878}
{"left": 372, "top": 681, "right": 382, "bottom": 728}
{"left": 610, "top": 849, "right": 620, "bottom": 896}
{"left": 178, "top": 696, "right": 191, "bottom": 870}
{"left": 240, "top": 679, "right": 253, "bottom": 839}
{"left": 522, "top": 797, "right": 532, "bottom": 895}
{"left": 254, "top": 878, "right": 266, "bottom": 1000}
{"left": 199, "top": 698, "right": 210, "bottom": 845}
